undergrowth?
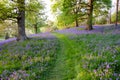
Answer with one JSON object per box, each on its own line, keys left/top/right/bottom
{"left": 65, "top": 34, "right": 120, "bottom": 80}
{"left": 0, "top": 38, "right": 60, "bottom": 80}
{"left": 0, "top": 33, "right": 120, "bottom": 80}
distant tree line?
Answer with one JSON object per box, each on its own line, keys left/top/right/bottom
{"left": 51, "top": 0, "right": 120, "bottom": 29}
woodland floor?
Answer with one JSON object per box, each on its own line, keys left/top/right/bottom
{"left": 0, "top": 24, "right": 120, "bottom": 80}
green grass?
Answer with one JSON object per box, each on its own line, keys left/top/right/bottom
{"left": 0, "top": 37, "right": 4, "bottom": 41}
{"left": 0, "top": 33, "right": 120, "bottom": 80}
{"left": 77, "top": 27, "right": 84, "bottom": 30}
{"left": 0, "top": 38, "right": 60, "bottom": 80}
{"left": 69, "top": 34, "right": 120, "bottom": 80}
{"left": 48, "top": 33, "right": 120, "bottom": 80}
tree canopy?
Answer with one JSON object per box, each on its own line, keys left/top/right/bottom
{"left": 52, "top": 0, "right": 112, "bottom": 29}
{"left": 0, "top": 0, "right": 45, "bottom": 40}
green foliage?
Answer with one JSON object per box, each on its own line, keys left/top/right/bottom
{"left": 0, "top": 0, "right": 46, "bottom": 35}
{"left": 93, "top": 0, "right": 112, "bottom": 16}
{"left": 56, "top": 13, "right": 75, "bottom": 29}
{"left": 25, "top": 0, "right": 45, "bottom": 29}
{"left": 52, "top": 0, "right": 112, "bottom": 29}
{"left": 95, "top": 16, "right": 108, "bottom": 24}
{"left": 111, "top": 11, "right": 120, "bottom": 23}
{"left": 52, "top": 0, "right": 85, "bottom": 28}
{"left": 0, "top": 0, "right": 13, "bottom": 21}
{"left": 0, "top": 21, "right": 17, "bottom": 37}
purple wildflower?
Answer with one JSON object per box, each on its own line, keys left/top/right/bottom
{"left": 113, "top": 73, "right": 117, "bottom": 76}
{"left": 93, "top": 69, "right": 97, "bottom": 74}
{"left": 0, "top": 38, "right": 16, "bottom": 46}
{"left": 55, "top": 25, "right": 120, "bottom": 35}
{"left": 106, "top": 64, "right": 110, "bottom": 69}
{"left": 26, "top": 44, "right": 31, "bottom": 50}
{"left": 0, "top": 48, "right": 2, "bottom": 51}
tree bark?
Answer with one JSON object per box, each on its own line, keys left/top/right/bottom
{"left": 34, "top": 24, "right": 38, "bottom": 34}
{"left": 85, "top": 0, "right": 93, "bottom": 30}
{"left": 73, "top": 8, "right": 79, "bottom": 27}
{"left": 115, "top": 0, "right": 119, "bottom": 26}
{"left": 109, "top": 10, "right": 111, "bottom": 24}
{"left": 75, "top": 17, "right": 79, "bottom": 27}
{"left": 17, "top": 0, "right": 27, "bottom": 41}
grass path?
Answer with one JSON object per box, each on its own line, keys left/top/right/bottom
{"left": 47, "top": 33, "right": 80, "bottom": 80}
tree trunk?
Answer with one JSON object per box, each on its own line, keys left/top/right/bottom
{"left": 85, "top": 0, "right": 93, "bottom": 30}
{"left": 17, "top": 0, "right": 27, "bottom": 41}
{"left": 75, "top": 18, "right": 79, "bottom": 27}
{"left": 109, "top": 10, "right": 111, "bottom": 24}
{"left": 73, "top": 8, "right": 79, "bottom": 27}
{"left": 34, "top": 25, "right": 37, "bottom": 34}
{"left": 115, "top": 0, "right": 119, "bottom": 26}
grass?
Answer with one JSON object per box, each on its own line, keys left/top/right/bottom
{"left": 0, "top": 32, "right": 120, "bottom": 79}
{"left": 0, "top": 37, "right": 4, "bottom": 41}
{"left": 0, "top": 38, "right": 60, "bottom": 80}
{"left": 69, "top": 34, "right": 120, "bottom": 80}
{"left": 77, "top": 27, "right": 84, "bottom": 30}
{"left": 48, "top": 33, "right": 120, "bottom": 80}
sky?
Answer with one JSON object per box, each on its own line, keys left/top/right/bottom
{"left": 43, "top": 0, "right": 54, "bottom": 21}
{"left": 112, "top": 0, "right": 116, "bottom": 9}
{"left": 43, "top": 0, "right": 116, "bottom": 21}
